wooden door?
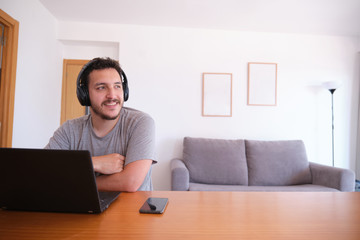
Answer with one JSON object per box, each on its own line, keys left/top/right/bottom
{"left": 0, "top": 10, "right": 19, "bottom": 147}
{"left": 60, "top": 59, "right": 89, "bottom": 124}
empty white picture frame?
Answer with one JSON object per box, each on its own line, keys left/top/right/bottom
{"left": 247, "top": 62, "right": 277, "bottom": 106}
{"left": 202, "top": 73, "right": 232, "bottom": 117}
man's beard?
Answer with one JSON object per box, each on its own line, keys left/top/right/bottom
{"left": 91, "top": 99, "right": 122, "bottom": 120}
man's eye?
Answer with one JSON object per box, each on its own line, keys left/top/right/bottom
{"left": 96, "top": 86, "right": 105, "bottom": 90}
{"left": 115, "top": 85, "right": 122, "bottom": 89}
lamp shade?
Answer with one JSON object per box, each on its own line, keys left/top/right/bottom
{"left": 322, "top": 81, "right": 342, "bottom": 90}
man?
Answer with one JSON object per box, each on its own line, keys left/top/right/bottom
{"left": 45, "top": 57, "right": 156, "bottom": 192}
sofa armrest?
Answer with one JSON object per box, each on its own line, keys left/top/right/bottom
{"left": 170, "top": 158, "right": 190, "bottom": 191}
{"left": 309, "top": 162, "right": 355, "bottom": 192}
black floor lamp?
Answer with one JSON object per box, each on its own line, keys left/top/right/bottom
{"left": 322, "top": 81, "right": 341, "bottom": 167}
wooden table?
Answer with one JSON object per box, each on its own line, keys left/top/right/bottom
{"left": 0, "top": 191, "right": 359, "bottom": 240}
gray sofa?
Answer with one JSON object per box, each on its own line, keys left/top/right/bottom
{"left": 171, "top": 137, "right": 355, "bottom": 192}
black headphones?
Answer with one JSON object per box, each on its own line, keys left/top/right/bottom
{"left": 76, "top": 59, "right": 129, "bottom": 106}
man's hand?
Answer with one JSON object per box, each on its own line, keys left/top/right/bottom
{"left": 92, "top": 153, "right": 125, "bottom": 175}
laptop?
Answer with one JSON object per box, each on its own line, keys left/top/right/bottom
{"left": 0, "top": 148, "right": 120, "bottom": 214}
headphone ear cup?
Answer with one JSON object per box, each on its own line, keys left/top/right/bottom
{"left": 122, "top": 71, "right": 129, "bottom": 102}
{"left": 123, "top": 82, "right": 129, "bottom": 101}
{"left": 76, "top": 61, "right": 92, "bottom": 106}
{"left": 77, "top": 85, "right": 90, "bottom": 106}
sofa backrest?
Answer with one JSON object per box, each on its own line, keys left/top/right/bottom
{"left": 183, "top": 137, "right": 248, "bottom": 185}
{"left": 245, "top": 140, "right": 312, "bottom": 186}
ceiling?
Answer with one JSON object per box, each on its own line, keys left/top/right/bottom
{"left": 39, "top": 0, "right": 360, "bottom": 37}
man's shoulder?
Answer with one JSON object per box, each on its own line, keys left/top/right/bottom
{"left": 120, "top": 107, "right": 155, "bottom": 128}
{"left": 63, "top": 115, "right": 90, "bottom": 128}
{"left": 121, "top": 107, "right": 153, "bottom": 120}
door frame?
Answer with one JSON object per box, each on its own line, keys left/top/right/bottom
{"left": 0, "top": 10, "right": 19, "bottom": 147}
{"left": 61, "top": 59, "right": 89, "bottom": 124}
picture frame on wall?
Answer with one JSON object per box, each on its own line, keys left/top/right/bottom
{"left": 247, "top": 62, "right": 277, "bottom": 106}
{"left": 202, "top": 72, "right": 232, "bottom": 117}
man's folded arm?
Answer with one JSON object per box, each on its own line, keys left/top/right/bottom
{"left": 95, "top": 159, "right": 153, "bottom": 192}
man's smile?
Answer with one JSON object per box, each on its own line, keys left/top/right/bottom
{"left": 103, "top": 100, "right": 120, "bottom": 107}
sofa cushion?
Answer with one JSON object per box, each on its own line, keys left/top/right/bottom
{"left": 189, "top": 183, "right": 339, "bottom": 192}
{"left": 183, "top": 137, "right": 248, "bottom": 185}
{"left": 246, "top": 140, "right": 312, "bottom": 186}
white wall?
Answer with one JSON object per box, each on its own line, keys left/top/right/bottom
{"left": 61, "top": 40, "right": 119, "bottom": 60}
{"left": 3, "top": 0, "right": 360, "bottom": 190}
{"left": 2, "top": 0, "right": 63, "bottom": 147}
{"left": 58, "top": 22, "right": 360, "bottom": 189}
{"left": 357, "top": 39, "right": 360, "bottom": 178}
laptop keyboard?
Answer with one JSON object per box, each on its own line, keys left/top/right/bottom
{"left": 98, "top": 191, "right": 120, "bottom": 210}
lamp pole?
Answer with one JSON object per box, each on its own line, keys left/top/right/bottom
{"left": 329, "top": 89, "right": 336, "bottom": 167}
{"left": 323, "top": 81, "right": 341, "bottom": 167}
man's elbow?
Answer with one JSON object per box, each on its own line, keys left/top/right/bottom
{"left": 122, "top": 178, "right": 142, "bottom": 192}
{"left": 97, "top": 175, "right": 141, "bottom": 192}
{"left": 123, "top": 185, "right": 138, "bottom": 193}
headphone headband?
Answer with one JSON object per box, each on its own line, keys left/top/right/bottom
{"left": 76, "top": 58, "right": 129, "bottom": 106}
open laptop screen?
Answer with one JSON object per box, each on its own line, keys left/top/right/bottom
{"left": 0, "top": 148, "right": 119, "bottom": 213}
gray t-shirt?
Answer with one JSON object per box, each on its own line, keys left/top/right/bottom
{"left": 45, "top": 107, "right": 156, "bottom": 191}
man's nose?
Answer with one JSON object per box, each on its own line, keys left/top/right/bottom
{"left": 106, "top": 88, "right": 116, "bottom": 98}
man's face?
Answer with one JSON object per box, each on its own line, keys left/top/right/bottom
{"left": 88, "top": 68, "right": 124, "bottom": 120}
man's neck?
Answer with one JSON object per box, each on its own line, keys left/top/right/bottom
{"left": 90, "top": 112, "right": 120, "bottom": 138}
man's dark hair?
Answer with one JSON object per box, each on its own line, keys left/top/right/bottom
{"left": 81, "top": 57, "right": 123, "bottom": 87}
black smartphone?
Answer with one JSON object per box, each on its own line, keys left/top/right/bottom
{"left": 139, "top": 197, "right": 168, "bottom": 214}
